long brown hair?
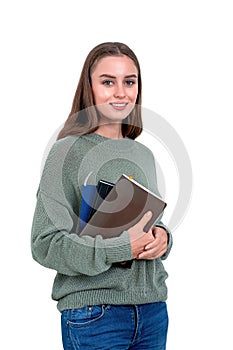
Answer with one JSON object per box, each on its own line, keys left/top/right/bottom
{"left": 57, "top": 42, "right": 143, "bottom": 140}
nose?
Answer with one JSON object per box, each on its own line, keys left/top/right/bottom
{"left": 113, "top": 83, "right": 126, "bottom": 99}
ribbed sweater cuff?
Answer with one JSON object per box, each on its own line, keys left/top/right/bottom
{"left": 156, "top": 224, "right": 173, "bottom": 260}
{"left": 104, "top": 231, "right": 132, "bottom": 264}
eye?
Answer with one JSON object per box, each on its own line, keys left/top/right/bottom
{"left": 102, "top": 80, "right": 114, "bottom": 86}
{"left": 125, "top": 80, "right": 136, "bottom": 86}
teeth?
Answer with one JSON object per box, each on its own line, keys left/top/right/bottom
{"left": 112, "top": 103, "right": 127, "bottom": 107}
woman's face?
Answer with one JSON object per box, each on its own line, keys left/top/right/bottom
{"left": 91, "top": 55, "right": 138, "bottom": 122}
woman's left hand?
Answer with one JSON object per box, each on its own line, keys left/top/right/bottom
{"left": 136, "top": 226, "right": 168, "bottom": 260}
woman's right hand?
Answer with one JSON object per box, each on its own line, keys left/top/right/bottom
{"left": 128, "top": 211, "right": 154, "bottom": 259}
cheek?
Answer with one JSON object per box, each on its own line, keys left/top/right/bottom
{"left": 128, "top": 86, "right": 138, "bottom": 102}
{"left": 92, "top": 86, "right": 111, "bottom": 104}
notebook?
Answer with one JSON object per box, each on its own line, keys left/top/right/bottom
{"left": 87, "top": 179, "right": 114, "bottom": 221}
{"left": 78, "top": 184, "right": 97, "bottom": 233}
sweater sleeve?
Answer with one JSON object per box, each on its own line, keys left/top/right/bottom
{"left": 155, "top": 218, "right": 173, "bottom": 260}
{"left": 31, "top": 139, "right": 132, "bottom": 277}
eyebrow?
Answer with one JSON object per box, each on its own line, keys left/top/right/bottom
{"left": 99, "top": 74, "right": 138, "bottom": 79}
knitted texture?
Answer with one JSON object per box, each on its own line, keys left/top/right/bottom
{"left": 31, "top": 133, "right": 172, "bottom": 311}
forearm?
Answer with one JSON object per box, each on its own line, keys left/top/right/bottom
{"left": 31, "top": 192, "right": 132, "bottom": 276}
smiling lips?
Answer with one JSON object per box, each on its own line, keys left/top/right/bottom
{"left": 110, "top": 102, "right": 128, "bottom": 110}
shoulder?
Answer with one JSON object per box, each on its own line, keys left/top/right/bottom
{"left": 133, "top": 138, "right": 155, "bottom": 160}
{"left": 41, "top": 134, "right": 99, "bottom": 177}
{"left": 46, "top": 134, "right": 95, "bottom": 161}
{"left": 43, "top": 136, "right": 80, "bottom": 167}
{"left": 41, "top": 136, "right": 85, "bottom": 177}
{"left": 38, "top": 136, "right": 82, "bottom": 198}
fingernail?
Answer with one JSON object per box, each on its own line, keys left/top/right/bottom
{"left": 146, "top": 211, "right": 152, "bottom": 217}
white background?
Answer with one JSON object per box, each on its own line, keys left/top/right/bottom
{"left": 1, "top": 1, "right": 232, "bottom": 349}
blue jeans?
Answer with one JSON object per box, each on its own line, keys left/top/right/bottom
{"left": 61, "top": 302, "right": 168, "bottom": 349}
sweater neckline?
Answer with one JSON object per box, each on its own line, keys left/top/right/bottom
{"left": 85, "top": 132, "right": 125, "bottom": 141}
{"left": 82, "top": 132, "right": 135, "bottom": 151}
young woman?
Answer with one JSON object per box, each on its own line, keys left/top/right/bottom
{"left": 31, "top": 42, "right": 173, "bottom": 350}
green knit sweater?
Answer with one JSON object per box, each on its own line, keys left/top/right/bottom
{"left": 31, "top": 133, "right": 172, "bottom": 312}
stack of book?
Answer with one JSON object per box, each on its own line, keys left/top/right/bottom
{"left": 79, "top": 174, "right": 166, "bottom": 238}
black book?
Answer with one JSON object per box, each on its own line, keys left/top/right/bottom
{"left": 87, "top": 179, "right": 114, "bottom": 222}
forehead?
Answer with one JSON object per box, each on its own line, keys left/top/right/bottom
{"left": 91, "top": 55, "right": 138, "bottom": 76}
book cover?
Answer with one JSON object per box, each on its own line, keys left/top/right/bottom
{"left": 79, "top": 174, "right": 167, "bottom": 238}
{"left": 87, "top": 179, "right": 114, "bottom": 221}
{"left": 79, "top": 184, "right": 97, "bottom": 232}
{"left": 79, "top": 180, "right": 114, "bottom": 233}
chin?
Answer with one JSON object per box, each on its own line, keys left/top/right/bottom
{"left": 96, "top": 104, "right": 134, "bottom": 124}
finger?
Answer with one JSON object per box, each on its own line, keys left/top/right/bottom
{"left": 145, "top": 229, "right": 167, "bottom": 250}
{"left": 138, "top": 211, "right": 152, "bottom": 230}
{"left": 137, "top": 248, "right": 165, "bottom": 260}
{"left": 138, "top": 242, "right": 167, "bottom": 258}
{"left": 153, "top": 227, "right": 168, "bottom": 243}
{"left": 138, "top": 245, "right": 158, "bottom": 259}
{"left": 137, "top": 250, "right": 155, "bottom": 259}
{"left": 144, "top": 236, "right": 160, "bottom": 250}
{"left": 145, "top": 240, "right": 166, "bottom": 251}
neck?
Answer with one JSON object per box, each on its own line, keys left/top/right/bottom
{"left": 94, "top": 123, "right": 123, "bottom": 140}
